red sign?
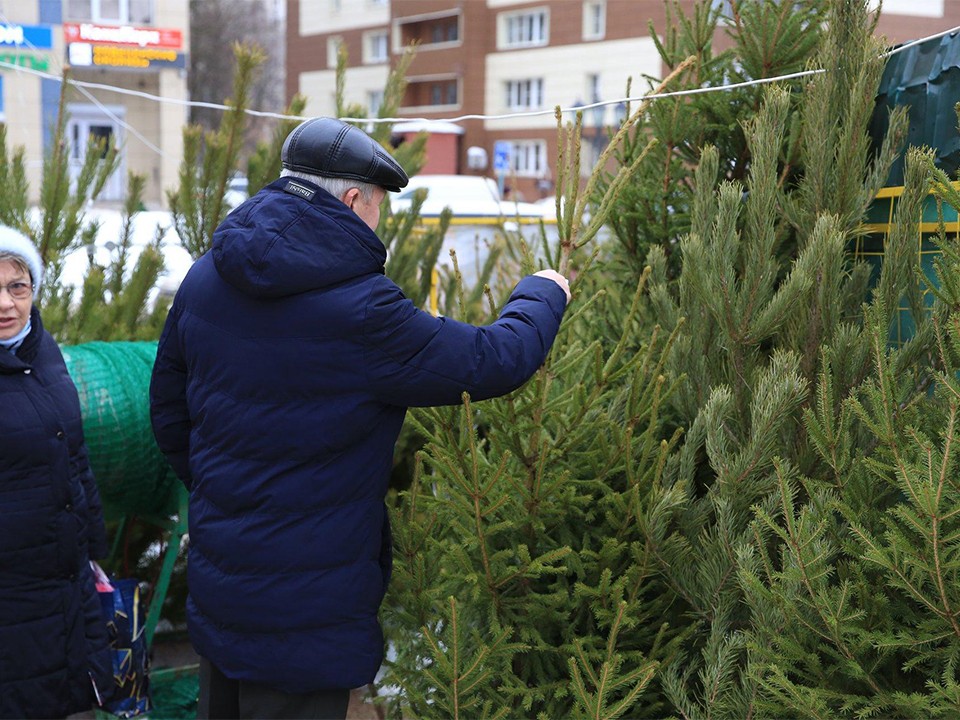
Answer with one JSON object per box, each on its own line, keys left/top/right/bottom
{"left": 63, "top": 22, "right": 182, "bottom": 50}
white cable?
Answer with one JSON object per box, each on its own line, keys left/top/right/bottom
{"left": 72, "top": 82, "right": 165, "bottom": 156}
{"left": 0, "top": 22, "right": 954, "bottom": 127}
{"left": 881, "top": 24, "right": 958, "bottom": 58}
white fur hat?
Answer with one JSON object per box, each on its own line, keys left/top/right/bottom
{"left": 0, "top": 226, "right": 43, "bottom": 295}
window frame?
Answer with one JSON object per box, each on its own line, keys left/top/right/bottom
{"left": 507, "top": 139, "right": 548, "bottom": 178}
{"left": 498, "top": 7, "right": 549, "bottom": 50}
{"left": 367, "top": 89, "right": 385, "bottom": 117}
{"left": 505, "top": 78, "right": 544, "bottom": 111}
{"left": 586, "top": 73, "right": 601, "bottom": 104}
{"left": 403, "top": 75, "right": 461, "bottom": 112}
{"left": 327, "top": 35, "right": 343, "bottom": 69}
{"left": 394, "top": 10, "right": 463, "bottom": 53}
{"left": 66, "top": 0, "right": 154, "bottom": 24}
{"left": 363, "top": 29, "right": 389, "bottom": 64}
{"left": 582, "top": 0, "right": 606, "bottom": 41}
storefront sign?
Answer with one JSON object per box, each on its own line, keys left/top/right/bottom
{"left": 68, "top": 43, "right": 186, "bottom": 70}
{"left": 0, "top": 24, "right": 53, "bottom": 49}
{"left": 0, "top": 52, "right": 51, "bottom": 71}
{"left": 63, "top": 22, "right": 182, "bottom": 50}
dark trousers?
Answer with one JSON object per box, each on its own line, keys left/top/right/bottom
{"left": 197, "top": 657, "right": 350, "bottom": 720}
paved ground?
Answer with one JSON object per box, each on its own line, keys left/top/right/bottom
{"left": 69, "top": 634, "right": 383, "bottom": 719}
{"left": 151, "top": 635, "right": 384, "bottom": 719}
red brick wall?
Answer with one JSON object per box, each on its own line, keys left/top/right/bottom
{"left": 286, "top": 0, "right": 958, "bottom": 200}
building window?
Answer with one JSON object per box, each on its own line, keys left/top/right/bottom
{"left": 66, "top": 0, "right": 153, "bottom": 23}
{"left": 428, "top": 81, "right": 457, "bottom": 106}
{"left": 364, "top": 30, "right": 389, "bottom": 63}
{"left": 427, "top": 18, "right": 458, "bottom": 44}
{"left": 505, "top": 79, "right": 544, "bottom": 110}
{"left": 403, "top": 78, "right": 458, "bottom": 108}
{"left": 368, "top": 90, "right": 384, "bottom": 116}
{"left": 507, "top": 140, "right": 547, "bottom": 177}
{"left": 587, "top": 73, "right": 601, "bottom": 103}
{"left": 500, "top": 8, "right": 548, "bottom": 49}
{"left": 398, "top": 13, "right": 461, "bottom": 49}
{"left": 583, "top": 1, "right": 605, "bottom": 40}
{"left": 327, "top": 36, "right": 343, "bottom": 69}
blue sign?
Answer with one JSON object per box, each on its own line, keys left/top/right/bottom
{"left": 493, "top": 141, "right": 511, "bottom": 173}
{"left": 0, "top": 24, "right": 54, "bottom": 49}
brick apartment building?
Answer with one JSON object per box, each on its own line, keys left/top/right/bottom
{"left": 286, "top": 0, "right": 960, "bottom": 201}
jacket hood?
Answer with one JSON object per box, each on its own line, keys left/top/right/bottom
{"left": 212, "top": 177, "right": 387, "bottom": 299}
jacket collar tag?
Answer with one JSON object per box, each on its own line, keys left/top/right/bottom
{"left": 283, "top": 180, "right": 316, "bottom": 201}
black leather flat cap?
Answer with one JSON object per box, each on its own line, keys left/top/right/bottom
{"left": 281, "top": 117, "right": 409, "bottom": 193}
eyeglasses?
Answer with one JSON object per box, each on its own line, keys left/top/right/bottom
{"left": 0, "top": 282, "right": 34, "bottom": 299}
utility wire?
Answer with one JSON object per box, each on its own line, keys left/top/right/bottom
{"left": 0, "top": 22, "right": 955, "bottom": 128}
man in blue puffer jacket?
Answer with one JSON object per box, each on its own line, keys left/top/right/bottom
{"left": 149, "top": 117, "right": 570, "bottom": 719}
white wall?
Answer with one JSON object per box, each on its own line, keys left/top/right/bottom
{"left": 486, "top": 0, "right": 541, "bottom": 8}
{"left": 484, "top": 36, "right": 660, "bottom": 130}
{"left": 299, "top": 65, "right": 390, "bottom": 118}
{"left": 300, "top": 0, "right": 390, "bottom": 35}
{"left": 870, "top": 0, "right": 944, "bottom": 17}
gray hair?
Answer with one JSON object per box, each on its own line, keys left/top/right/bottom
{"left": 0, "top": 251, "right": 31, "bottom": 281}
{"left": 280, "top": 169, "right": 378, "bottom": 201}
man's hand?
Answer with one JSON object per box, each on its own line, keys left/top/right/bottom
{"left": 533, "top": 269, "right": 571, "bottom": 305}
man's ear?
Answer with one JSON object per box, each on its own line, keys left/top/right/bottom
{"left": 342, "top": 187, "right": 360, "bottom": 209}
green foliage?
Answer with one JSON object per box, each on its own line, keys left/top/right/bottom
{"left": 568, "top": 602, "right": 659, "bottom": 720}
{"left": 726, "top": 140, "right": 960, "bottom": 717}
{"left": 336, "top": 43, "right": 428, "bottom": 180}
{"left": 0, "top": 75, "right": 168, "bottom": 343}
{"left": 404, "top": 596, "right": 525, "bottom": 720}
{"left": 383, "top": 126, "right": 691, "bottom": 711}
{"left": 1, "top": 77, "right": 118, "bottom": 299}
{"left": 168, "top": 42, "right": 263, "bottom": 259}
{"left": 639, "top": 2, "right": 928, "bottom": 711}
{"left": 381, "top": 190, "right": 449, "bottom": 308}
{"left": 385, "top": 266, "right": 686, "bottom": 718}
{"left": 246, "top": 94, "right": 308, "bottom": 196}
{"left": 593, "top": 0, "right": 829, "bottom": 277}
{"left": 381, "top": 1, "right": 960, "bottom": 717}
{"left": 53, "top": 173, "right": 170, "bottom": 344}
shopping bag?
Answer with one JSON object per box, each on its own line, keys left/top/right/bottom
{"left": 97, "top": 575, "right": 152, "bottom": 717}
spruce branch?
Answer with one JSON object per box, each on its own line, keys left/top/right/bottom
{"left": 568, "top": 601, "right": 657, "bottom": 720}
{"left": 555, "top": 55, "right": 697, "bottom": 276}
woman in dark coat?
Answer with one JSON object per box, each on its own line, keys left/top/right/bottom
{"left": 0, "top": 227, "right": 113, "bottom": 718}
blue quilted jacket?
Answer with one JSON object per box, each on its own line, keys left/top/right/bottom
{"left": 149, "top": 177, "right": 567, "bottom": 692}
{"left": 0, "top": 308, "right": 113, "bottom": 718}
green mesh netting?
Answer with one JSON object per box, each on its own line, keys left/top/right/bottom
{"left": 150, "top": 671, "right": 199, "bottom": 720}
{"left": 62, "top": 341, "right": 179, "bottom": 518}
